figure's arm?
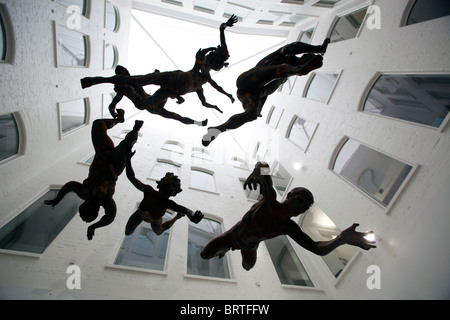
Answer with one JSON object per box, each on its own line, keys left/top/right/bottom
{"left": 206, "top": 77, "right": 235, "bottom": 103}
{"left": 244, "top": 162, "right": 277, "bottom": 202}
{"left": 167, "top": 200, "right": 204, "bottom": 224}
{"left": 44, "top": 181, "right": 85, "bottom": 206}
{"left": 219, "top": 15, "right": 238, "bottom": 50}
{"left": 87, "top": 198, "right": 117, "bottom": 240}
{"left": 286, "top": 221, "right": 376, "bottom": 256}
{"left": 126, "top": 152, "right": 152, "bottom": 193}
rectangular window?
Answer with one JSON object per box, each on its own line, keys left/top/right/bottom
{"left": 55, "top": 24, "right": 88, "bottom": 67}
{"left": 267, "top": 106, "right": 283, "bottom": 129}
{"left": 187, "top": 217, "right": 230, "bottom": 279}
{"left": 332, "top": 137, "right": 415, "bottom": 208}
{"left": 363, "top": 74, "right": 450, "bottom": 129}
{"left": 0, "top": 189, "right": 82, "bottom": 254}
{"left": 58, "top": 98, "right": 87, "bottom": 134}
{"left": 265, "top": 236, "right": 314, "bottom": 287}
{"left": 114, "top": 212, "right": 172, "bottom": 271}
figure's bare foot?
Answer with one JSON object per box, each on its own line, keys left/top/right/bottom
{"left": 134, "top": 120, "right": 144, "bottom": 131}
{"left": 116, "top": 109, "right": 125, "bottom": 123}
{"left": 115, "top": 65, "right": 131, "bottom": 76}
{"left": 320, "top": 38, "right": 331, "bottom": 55}
{"left": 202, "top": 127, "right": 221, "bottom": 147}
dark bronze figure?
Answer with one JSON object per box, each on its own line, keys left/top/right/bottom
{"left": 80, "top": 16, "right": 238, "bottom": 126}
{"left": 124, "top": 152, "right": 204, "bottom": 236}
{"left": 200, "top": 162, "right": 376, "bottom": 271}
{"left": 45, "top": 111, "right": 143, "bottom": 240}
{"left": 202, "top": 39, "right": 330, "bottom": 146}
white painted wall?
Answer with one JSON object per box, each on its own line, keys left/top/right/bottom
{"left": 0, "top": 0, "right": 449, "bottom": 300}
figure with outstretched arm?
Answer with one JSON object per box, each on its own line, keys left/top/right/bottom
{"left": 81, "top": 16, "right": 238, "bottom": 125}
{"left": 200, "top": 162, "right": 376, "bottom": 271}
{"left": 202, "top": 38, "right": 330, "bottom": 146}
{"left": 124, "top": 151, "right": 204, "bottom": 236}
{"left": 45, "top": 110, "right": 144, "bottom": 240}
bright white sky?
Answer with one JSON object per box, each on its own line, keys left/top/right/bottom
{"left": 126, "top": 9, "right": 286, "bottom": 153}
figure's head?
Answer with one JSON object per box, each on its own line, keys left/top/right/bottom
{"left": 285, "top": 187, "right": 314, "bottom": 216}
{"left": 157, "top": 172, "right": 182, "bottom": 197}
{"left": 205, "top": 46, "right": 229, "bottom": 71}
{"left": 79, "top": 197, "right": 100, "bottom": 223}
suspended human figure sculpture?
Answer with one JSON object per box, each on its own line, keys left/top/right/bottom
{"left": 200, "top": 162, "right": 376, "bottom": 271}
{"left": 45, "top": 110, "right": 144, "bottom": 240}
{"left": 123, "top": 151, "right": 204, "bottom": 236}
{"left": 202, "top": 38, "right": 331, "bottom": 146}
{"left": 80, "top": 15, "right": 239, "bottom": 126}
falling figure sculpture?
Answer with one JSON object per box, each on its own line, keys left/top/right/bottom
{"left": 45, "top": 110, "right": 143, "bottom": 240}
{"left": 123, "top": 151, "right": 204, "bottom": 236}
{"left": 80, "top": 15, "right": 238, "bottom": 127}
{"left": 202, "top": 38, "right": 330, "bottom": 146}
{"left": 200, "top": 162, "right": 376, "bottom": 271}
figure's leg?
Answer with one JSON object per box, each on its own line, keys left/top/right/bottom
{"left": 200, "top": 232, "right": 233, "bottom": 260}
{"left": 81, "top": 71, "right": 170, "bottom": 89}
{"left": 44, "top": 181, "right": 85, "bottom": 206}
{"left": 125, "top": 209, "right": 144, "bottom": 235}
{"left": 91, "top": 113, "right": 125, "bottom": 154}
{"left": 112, "top": 120, "right": 144, "bottom": 174}
{"left": 280, "top": 38, "right": 330, "bottom": 56}
{"left": 160, "top": 213, "right": 184, "bottom": 233}
{"left": 87, "top": 198, "right": 117, "bottom": 240}
{"left": 150, "top": 103, "right": 208, "bottom": 126}
{"left": 241, "top": 249, "right": 258, "bottom": 271}
{"left": 202, "top": 108, "right": 258, "bottom": 147}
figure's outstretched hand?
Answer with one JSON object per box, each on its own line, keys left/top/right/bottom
{"left": 188, "top": 211, "right": 204, "bottom": 224}
{"left": 243, "top": 162, "right": 270, "bottom": 192}
{"left": 226, "top": 14, "right": 238, "bottom": 27}
{"left": 340, "top": 223, "right": 377, "bottom": 250}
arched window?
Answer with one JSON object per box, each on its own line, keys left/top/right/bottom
{"left": 55, "top": 24, "right": 88, "bottom": 67}
{"left": 362, "top": 73, "right": 450, "bottom": 129}
{"left": 0, "top": 113, "right": 20, "bottom": 162}
{"left": 286, "top": 116, "right": 318, "bottom": 152}
{"left": 150, "top": 160, "right": 181, "bottom": 181}
{"left": 328, "top": 7, "right": 368, "bottom": 43}
{"left": 105, "top": 0, "right": 120, "bottom": 32}
{"left": 0, "top": 9, "right": 7, "bottom": 61}
{"left": 266, "top": 105, "right": 283, "bottom": 129}
{"left": 0, "top": 189, "right": 83, "bottom": 254}
{"left": 190, "top": 168, "right": 216, "bottom": 193}
{"left": 162, "top": 141, "right": 184, "bottom": 154}
{"left": 114, "top": 211, "right": 173, "bottom": 271}
{"left": 404, "top": 0, "right": 450, "bottom": 26}
{"left": 58, "top": 98, "right": 88, "bottom": 135}
{"left": 103, "top": 42, "right": 118, "bottom": 69}
{"left": 304, "top": 72, "right": 339, "bottom": 103}
{"left": 332, "top": 137, "right": 415, "bottom": 208}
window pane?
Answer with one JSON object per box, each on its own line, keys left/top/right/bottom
{"left": 406, "top": 0, "right": 450, "bottom": 26}
{"left": 191, "top": 148, "right": 212, "bottom": 161}
{"left": 231, "top": 158, "right": 249, "bottom": 170}
{"left": 0, "top": 113, "right": 19, "bottom": 162}
{"left": 114, "top": 212, "right": 172, "bottom": 271}
{"left": 102, "top": 93, "right": 114, "bottom": 118}
{"left": 333, "top": 138, "right": 413, "bottom": 207}
{"left": 363, "top": 74, "right": 450, "bottom": 128}
{"left": 150, "top": 161, "right": 181, "bottom": 181}
{"left": 187, "top": 218, "right": 230, "bottom": 279}
{"left": 56, "top": 0, "right": 86, "bottom": 16}
{"left": 287, "top": 116, "right": 318, "bottom": 151}
{"left": 55, "top": 25, "right": 87, "bottom": 67}
{"left": 265, "top": 236, "right": 314, "bottom": 287}
{"left": 223, "top": 3, "right": 253, "bottom": 20}
{"left": 0, "top": 189, "right": 82, "bottom": 254}
{"left": 105, "top": 1, "right": 119, "bottom": 32}
{"left": 104, "top": 43, "right": 117, "bottom": 69}
{"left": 0, "top": 12, "right": 6, "bottom": 61}
{"left": 299, "top": 28, "right": 314, "bottom": 44}
{"left": 194, "top": 0, "right": 219, "bottom": 14}
{"left": 267, "top": 106, "right": 283, "bottom": 128}
{"left": 329, "top": 7, "right": 368, "bottom": 43}
{"left": 162, "top": 142, "right": 184, "bottom": 153}
{"left": 305, "top": 73, "right": 338, "bottom": 103}
{"left": 59, "top": 98, "right": 87, "bottom": 134}
{"left": 299, "top": 204, "right": 357, "bottom": 278}
{"left": 190, "top": 169, "right": 216, "bottom": 192}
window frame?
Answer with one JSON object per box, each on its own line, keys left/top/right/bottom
{"left": 105, "top": 0, "right": 120, "bottom": 32}
{"left": 303, "top": 71, "right": 342, "bottom": 104}
{"left": 359, "top": 71, "right": 450, "bottom": 132}
{"left": 189, "top": 167, "right": 218, "bottom": 194}
{"left": 330, "top": 136, "right": 418, "bottom": 212}
{"left": 0, "top": 112, "right": 23, "bottom": 164}
{"left": 0, "top": 4, "right": 14, "bottom": 63}
{"left": 285, "top": 115, "right": 319, "bottom": 153}
{"left": 57, "top": 97, "right": 89, "bottom": 138}
{"left": 54, "top": 22, "right": 90, "bottom": 68}
{"left": 326, "top": 5, "right": 370, "bottom": 43}
{"left": 148, "top": 159, "right": 182, "bottom": 182}
{"left": 103, "top": 41, "right": 118, "bottom": 70}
